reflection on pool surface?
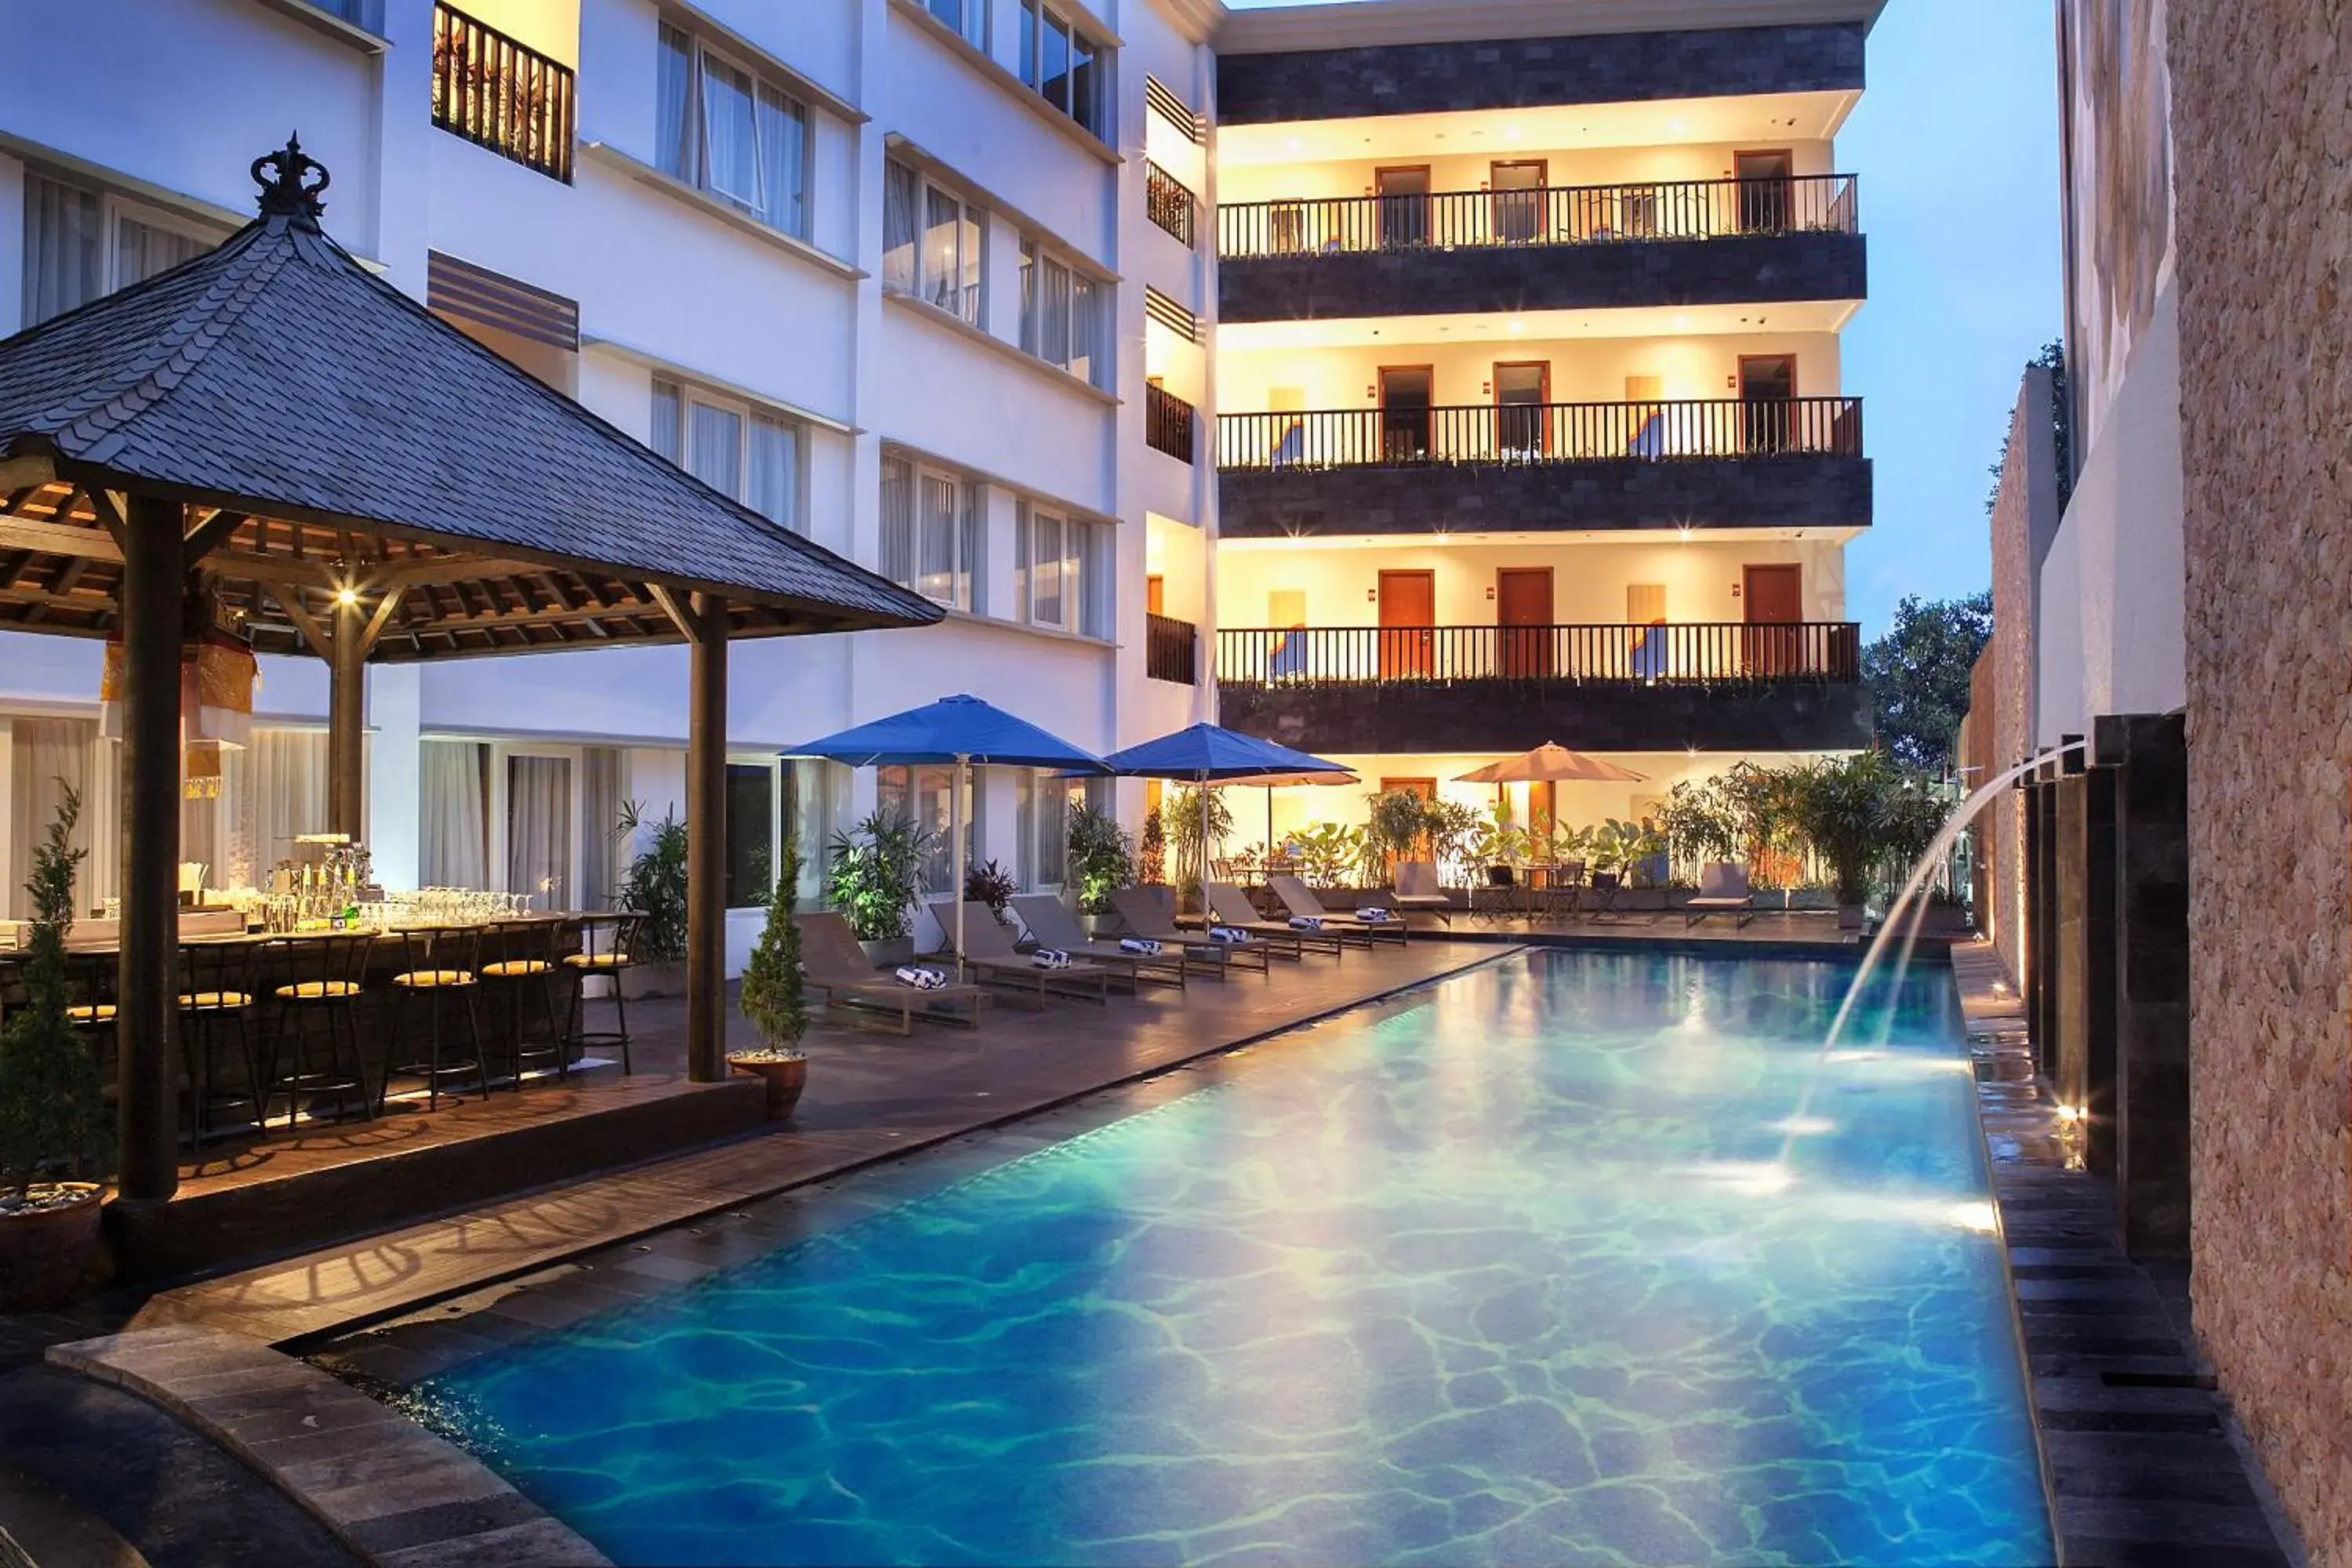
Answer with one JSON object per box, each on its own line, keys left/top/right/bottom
{"left": 420, "top": 951, "right": 2052, "bottom": 1566}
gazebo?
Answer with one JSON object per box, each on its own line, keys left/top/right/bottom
{"left": 0, "top": 140, "right": 942, "bottom": 1207}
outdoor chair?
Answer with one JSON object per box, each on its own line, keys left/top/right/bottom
{"left": 929, "top": 900, "right": 1115, "bottom": 1007}
{"left": 1685, "top": 862, "right": 1757, "bottom": 929}
{"left": 1582, "top": 871, "right": 1627, "bottom": 924}
{"left": 1389, "top": 861, "right": 1454, "bottom": 925}
{"left": 1203, "top": 883, "right": 1345, "bottom": 960}
{"left": 1472, "top": 865, "right": 1521, "bottom": 921}
{"left": 797, "top": 912, "right": 983, "bottom": 1034}
{"left": 1267, "top": 875, "right": 1409, "bottom": 948}
{"left": 1011, "top": 895, "right": 1187, "bottom": 990}
{"left": 1108, "top": 887, "right": 1263, "bottom": 978}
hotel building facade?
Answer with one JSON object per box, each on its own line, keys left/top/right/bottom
{"left": 0, "top": 0, "right": 1877, "bottom": 959}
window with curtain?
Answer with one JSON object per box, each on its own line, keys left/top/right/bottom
{"left": 1019, "top": 238, "right": 1102, "bottom": 387}
{"left": 419, "top": 739, "right": 489, "bottom": 887}
{"left": 23, "top": 172, "right": 223, "bottom": 328}
{"left": 652, "top": 25, "right": 812, "bottom": 238}
{"left": 874, "top": 764, "right": 965, "bottom": 895}
{"left": 650, "top": 377, "right": 805, "bottom": 531}
{"left": 7, "top": 720, "right": 100, "bottom": 918}
{"left": 579, "top": 747, "right": 628, "bottom": 909}
{"left": 1015, "top": 505, "right": 1110, "bottom": 637}
{"left": 1019, "top": 0, "right": 1112, "bottom": 140}
{"left": 506, "top": 754, "right": 575, "bottom": 903}
{"left": 786, "top": 760, "right": 841, "bottom": 908}
{"left": 885, "top": 162, "right": 985, "bottom": 327}
{"left": 1014, "top": 770, "right": 1069, "bottom": 889}
{"left": 880, "top": 455, "right": 981, "bottom": 611}
{"left": 724, "top": 760, "right": 775, "bottom": 907}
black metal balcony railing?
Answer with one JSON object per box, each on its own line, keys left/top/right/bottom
{"left": 1145, "top": 160, "right": 1198, "bottom": 249}
{"left": 1218, "top": 622, "right": 1862, "bottom": 688}
{"left": 1145, "top": 383, "right": 1198, "bottom": 464}
{"left": 1218, "top": 174, "right": 1858, "bottom": 259}
{"left": 1147, "top": 613, "right": 1199, "bottom": 684}
{"left": 1218, "top": 397, "right": 1862, "bottom": 471}
{"left": 432, "top": 2, "right": 576, "bottom": 183}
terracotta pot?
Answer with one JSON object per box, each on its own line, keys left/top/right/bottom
{"left": 620, "top": 960, "right": 686, "bottom": 1000}
{"left": 730, "top": 1054, "right": 808, "bottom": 1119}
{"left": 0, "top": 1183, "right": 103, "bottom": 1312}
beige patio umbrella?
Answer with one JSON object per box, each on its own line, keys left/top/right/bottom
{"left": 1454, "top": 743, "right": 1649, "bottom": 786}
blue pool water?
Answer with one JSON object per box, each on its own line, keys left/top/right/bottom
{"left": 419, "top": 951, "right": 2052, "bottom": 1566}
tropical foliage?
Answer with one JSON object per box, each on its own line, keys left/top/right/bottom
{"left": 962, "top": 858, "right": 1018, "bottom": 924}
{"left": 0, "top": 789, "right": 111, "bottom": 1201}
{"left": 615, "top": 800, "right": 688, "bottom": 964}
{"left": 824, "top": 810, "right": 932, "bottom": 942}
{"left": 1067, "top": 804, "right": 1135, "bottom": 916}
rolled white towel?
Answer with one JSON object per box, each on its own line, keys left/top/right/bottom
{"left": 1207, "top": 926, "right": 1253, "bottom": 944}
{"left": 1030, "top": 949, "right": 1073, "bottom": 970}
{"left": 895, "top": 965, "right": 949, "bottom": 990}
{"left": 1118, "top": 937, "right": 1164, "bottom": 956}
{"left": 1287, "top": 915, "right": 1324, "bottom": 931}
{"left": 1356, "top": 907, "right": 1396, "bottom": 923}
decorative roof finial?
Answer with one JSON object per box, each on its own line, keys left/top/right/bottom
{"left": 252, "top": 134, "right": 330, "bottom": 223}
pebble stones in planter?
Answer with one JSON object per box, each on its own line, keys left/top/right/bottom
{"left": 727, "top": 1049, "right": 808, "bottom": 1119}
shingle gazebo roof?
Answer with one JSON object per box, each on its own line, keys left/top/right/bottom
{"left": 0, "top": 139, "right": 941, "bottom": 659}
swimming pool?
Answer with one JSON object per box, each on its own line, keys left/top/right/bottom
{"left": 415, "top": 950, "right": 2052, "bottom": 1566}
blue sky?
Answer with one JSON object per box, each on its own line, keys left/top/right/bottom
{"left": 1221, "top": 0, "right": 2066, "bottom": 637}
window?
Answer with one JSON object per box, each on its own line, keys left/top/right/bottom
{"left": 1015, "top": 503, "right": 1111, "bottom": 638}
{"left": 1015, "top": 770, "right": 1068, "bottom": 889}
{"left": 1018, "top": 0, "right": 1109, "bottom": 140}
{"left": 880, "top": 456, "right": 984, "bottom": 611}
{"left": 877, "top": 764, "right": 971, "bottom": 895}
{"left": 655, "top": 23, "right": 811, "bottom": 238}
{"left": 651, "top": 377, "right": 806, "bottom": 532}
{"left": 927, "top": 0, "right": 987, "bottom": 48}
{"left": 1018, "top": 238, "right": 1102, "bottom": 386}
{"left": 21, "top": 172, "right": 221, "bottom": 327}
{"left": 724, "top": 760, "right": 775, "bottom": 907}
{"left": 884, "top": 161, "right": 985, "bottom": 326}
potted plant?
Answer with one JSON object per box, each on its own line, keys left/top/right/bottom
{"left": 732, "top": 833, "right": 808, "bottom": 1120}
{"left": 1786, "top": 753, "right": 1896, "bottom": 928}
{"left": 964, "top": 858, "right": 1018, "bottom": 925}
{"left": 825, "top": 809, "right": 929, "bottom": 966}
{"left": 614, "top": 800, "right": 688, "bottom": 998}
{"left": 1364, "top": 789, "right": 1432, "bottom": 882}
{"left": 1067, "top": 804, "right": 1134, "bottom": 934}
{"left": 1165, "top": 785, "right": 1231, "bottom": 913}
{"left": 0, "top": 789, "right": 111, "bottom": 1312}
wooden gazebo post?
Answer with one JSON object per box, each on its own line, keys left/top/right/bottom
{"left": 684, "top": 593, "right": 729, "bottom": 1082}
{"left": 116, "top": 493, "right": 187, "bottom": 1203}
{"left": 328, "top": 589, "right": 366, "bottom": 838}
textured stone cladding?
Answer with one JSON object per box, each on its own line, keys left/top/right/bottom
{"left": 1986, "top": 372, "right": 2051, "bottom": 983}
{"left": 1220, "top": 456, "right": 1872, "bottom": 538}
{"left": 1219, "top": 234, "right": 1867, "bottom": 323}
{"left": 2172, "top": 0, "right": 2352, "bottom": 1559}
{"left": 1221, "top": 679, "right": 1871, "bottom": 756}
{"left": 1214, "top": 24, "right": 1866, "bottom": 125}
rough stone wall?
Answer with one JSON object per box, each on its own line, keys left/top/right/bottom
{"left": 2169, "top": 0, "right": 2352, "bottom": 1559}
{"left": 1215, "top": 25, "right": 1866, "bottom": 125}
{"left": 1985, "top": 369, "right": 2053, "bottom": 982}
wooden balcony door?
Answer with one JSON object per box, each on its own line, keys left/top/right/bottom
{"left": 1377, "top": 569, "right": 1435, "bottom": 678}
{"left": 1742, "top": 564, "right": 1803, "bottom": 676}
{"left": 1497, "top": 567, "right": 1555, "bottom": 678}
{"left": 1494, "top": 361, "right": 1549, "bottom": 459}
{"left": 1738, "top": 354, "right": 1796, "bottom": 455}
{"left": 1378, "top": 366, "right": 1434, "bottom": 464}
{"left": 1489, "top": 159, "right": 1545, "bottom": 243}
{"left": 1375, "top": 165, "right": 1430, "bottom": 249}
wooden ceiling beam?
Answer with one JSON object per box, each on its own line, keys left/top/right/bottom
{"left": 181, "top": 509, "right": 250, "bottom": 568}
{"left": 266, "top": 585, "right": 334, "bottom": 662}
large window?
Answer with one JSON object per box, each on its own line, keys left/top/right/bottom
{"left": 656, "top": 23, "right": 810, "bottom": 238}
{"left": 880, "top": 456, "right": 985, "bottom": 612}
{"left": 651, "top": 378, "right": 805, "bottom": 532}
{"left": 1014, "top": 770, "right": 1068, "bottom": 890}
{"left": 1018, "top": 0, "right": 1109, "bottom": 140}
{"left": 927, "top": 0, "right": 987, "bottom": 48}
{"left": 1018, "top": 238, "right": 1102, "bottom": 387}
{"left": 724, "top": 760, "right": 775, "bottom": 907}
{"left": 877, "top": 764, "right": 971, "bottom": 895}
{"left": 21, "top": 172, "right": 221, "bottom": 328}
{"left": 1014, "top": 503, "right": 1112, "bottom": 639}
{"left": 721, "top": 757, "right": 839, "bottom": 909}
{"left": 883, "top": 162, "right": 985, "bottom": 326}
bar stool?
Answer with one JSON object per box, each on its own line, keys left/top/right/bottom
{"left": 266, "top": 932, "right": 374, "bottom": 1130}
{"left": 563, "top": 913, "right": 642, "bottom": 1076}
{"left": 386, "top": 925, "right": 489, "bottom": 1111}
{"left": 178, "top": 939, "right": 264, "bottom": 1141}
{"left": 480, "top": 918, "right": 566, "bottom": 1088}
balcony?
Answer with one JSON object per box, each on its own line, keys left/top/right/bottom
{"left": 1145, "top": 160, "right": 1198, "bottom": 249}
{"left": 1147, "top": 613, "right": 1199, "bottom": 684}
{"left": 1218, "top": 176, "right": 1863, "bottom": 321}
{"left": 431, "top": 2, "right": 576, "bottom": 183}
{"left": 1219, "top": 398, "right": 1869, "bottom": 537}
{"left": 1216, "top": 622, "right": 1869, "bottom": 754}
{"left": 1145, "top": 383, "right": 1198, "bottom": 465}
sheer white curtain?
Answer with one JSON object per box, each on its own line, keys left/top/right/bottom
{"left": 655, "top": 24, "right": 694, "bottom": 180}
{"left": 506, "top": 755, "right": 574, "bottom": 904}
{"left": 247, "top": 731, "right": 328, "bottom": 878}
{"left": 419, "top": 740, "right": 488, "bottom": 887}
{"left": 699, "top": 53, "right": 759, "bottom": 206}
{"left": 755, "top": 85, "right": 806, "bottom": 236}
{"left": 687, "top": 401, "right": 742, "bottom": 496}
{"left": 23, "top": 174, "right": 103, "bottom": 327}
{"left": 787, "top": 760, "right": 842, "bottom": 907}
{"left": 114, "top": 216, "right": 201, "bottom": 290}
{"left": 883, "top": 163, "right": 920, "bottom": 293}
{"left": 8, "top": 720, "right": 101, "bottom": 918}
{"left": 880, "top": 457, "right": 914, "bottom": 586}
{"left": 747, "top": 416, "right": 798, "bottom": 530}
{"left": 579, "top": 747, "right": 627, "bottom": 911}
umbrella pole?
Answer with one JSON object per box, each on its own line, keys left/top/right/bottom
{"left": 953, "top": 753, "right": 968, "bottom": 981}
{"left": 1266, "top": 786, "right": 1275, "bottom": 863}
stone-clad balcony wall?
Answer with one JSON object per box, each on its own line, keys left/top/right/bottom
{"left": 1214, "top": 24, "right": 1867, "bottom": 125}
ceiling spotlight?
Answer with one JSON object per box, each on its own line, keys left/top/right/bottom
{"left": 333, "top": 586, "right": 359, "bottom": 608}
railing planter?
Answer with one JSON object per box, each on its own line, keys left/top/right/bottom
{"left": 1218, "top": 398, "right": 1862, "bottom": 470}
{"left": 1217, "top": 622, "right": 1862, "bottom": 688}
{"left": 1218, "top": 173, "right": 1857, "bottom": 259}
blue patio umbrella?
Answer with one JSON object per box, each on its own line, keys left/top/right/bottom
{"left": 1102, "top": 723, "right": 1356, "bottom": 872}
{"left": 789, "top": 695, "right": 1111, "bottom": 971}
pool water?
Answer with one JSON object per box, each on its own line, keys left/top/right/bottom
{"left": 418, "top": 951, "right": 2053, "bottom": 1566}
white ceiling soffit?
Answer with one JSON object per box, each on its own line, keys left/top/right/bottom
{"left": 1215, "top": 90, "right": 1856, "bottom": 165}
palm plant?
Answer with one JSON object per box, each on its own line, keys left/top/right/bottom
{"left": 1364, "top": 789, "right": 1432, "bottom": 871}
{"left": 1424, "top": 800, "right": 1486, "bottom": 886}
{"left": 824, "top": 810, "right": 932, "bottom": 942}
{"left": 1165, "top": 785, "right": 1232, "bottom": 902}
{"left": 1784, "top": 753, "right": 1896, "bottom": 907}
{"left": 1065, "top": 804, "right": 1135, "bottom": 916}
{"left": 614, "top": 800, "right": 688, "bottom": 964}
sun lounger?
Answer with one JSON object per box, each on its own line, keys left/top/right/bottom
{"left": 1389, "top": 861, "right": 1455, "bottom": 925}
{"left": 1203, "top": 883, "right": 1346, "bottom": 959}
{"left": 1107, "top": 887, "right": 1264, "bottom": 978}
{"left": 796, "top": 913, "right": 984, "bottom": 1034}
{"left": 1267, "top": 875, "right": 1409, "bottom": 947}
{"left": 1011, "top": 895, "right": 1188, "bottom": 990}
{"left": 1684, "top": 862, "right": 1756, "bottom": 929}
{"left": 927, "top": 900, "right": 1114, "bottom": 1007}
